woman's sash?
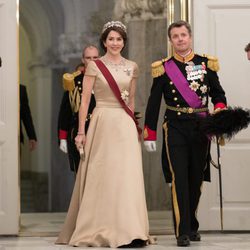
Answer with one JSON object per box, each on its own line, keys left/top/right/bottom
{"left": 94, "top": 59, "right": 142, "bottom": 136}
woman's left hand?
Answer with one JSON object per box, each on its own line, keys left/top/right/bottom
{"left": 75, "top": 134, "right": 86, "bottom": 151}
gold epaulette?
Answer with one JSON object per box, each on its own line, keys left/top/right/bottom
{"left": 203, "top": 54, "right": 220, "bottom": 72}
{"left": 62, "top": 70, "right": 82, "bottom": 91}
{"left": 151, "top": 57, "right": 168, "bottom": 78}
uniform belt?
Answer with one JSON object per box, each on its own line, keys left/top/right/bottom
{"left": 166, "top": 104, "right": 208, "bottom": 114}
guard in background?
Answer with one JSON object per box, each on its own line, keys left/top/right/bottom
{"left": 58, "top": 45, "right": 99, "bottom": 173}
{"left": 20, "top": 84, "right": 37, "bottom": 151}
{"left": 144, "top": 20, "right": 227, "bottom": 247}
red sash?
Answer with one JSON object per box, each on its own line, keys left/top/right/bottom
{"left": 94, "top": 59, "right": 142, "bottom": 137}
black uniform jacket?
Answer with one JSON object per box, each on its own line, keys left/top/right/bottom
{"left": 20, "top": 84, "right": 37, "bottom": 143}
{"left": 58, "top": 72, "right": 96, "bottom": 141}
{"left": 144, "top": 52, "right": 227, "bottom": 182}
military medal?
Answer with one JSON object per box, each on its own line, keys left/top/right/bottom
{"left": 186, "top": 63, "right": 207, "bottom": 81}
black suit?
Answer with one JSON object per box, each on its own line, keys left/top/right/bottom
{"left": 20, "top": 84, "right": 37, "bottom": 143}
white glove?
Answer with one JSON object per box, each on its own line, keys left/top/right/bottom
{"left": 59, "top": 139, "right": 68, "bottom": 153}
{"left": 144, "top": 141, "right": 156, "bottom": 152}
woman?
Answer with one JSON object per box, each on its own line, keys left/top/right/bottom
{"left": 56, "top": 21, "right": 151, "bottom": 247}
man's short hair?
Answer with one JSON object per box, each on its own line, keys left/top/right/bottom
{"left": 82, "top": 45, "right": 99, "bottom": 58}
{"left": 168, "top": 20, "right": 192, "bottom": 39}
{"left": 245, "top": 43, "right": 250, "bottom": 52}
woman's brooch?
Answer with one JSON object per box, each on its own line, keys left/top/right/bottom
{"left": 121, "top": 89, "right": 129, "bottom": 103}
{"left": 124, "top": 68, "right": 132, "bottom": 76}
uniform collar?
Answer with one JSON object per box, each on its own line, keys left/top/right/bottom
{"left": 173, "top": 50, "right": 195, "bottom": 63}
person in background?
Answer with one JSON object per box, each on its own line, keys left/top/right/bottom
{"left": 58, "top": 45, "right": 99, "bottom": 173}
{"left": 20, "top": 84, "right": 37, "bottom": 151}
{"left": 144, "top": 20, "right": 227, "bottom": 247}
{"left": 244, "top": 43, "right": 250, "bottom": 60}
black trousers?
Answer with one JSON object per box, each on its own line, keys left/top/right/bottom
{"left": 163, "top": 119, "right": 209, "bottom": 237}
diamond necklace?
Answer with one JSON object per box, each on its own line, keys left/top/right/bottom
{"left": 102, "top": 57, "right": 126, "bottom": 71}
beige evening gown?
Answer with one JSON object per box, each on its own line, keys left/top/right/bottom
{"left": 55, "top": 58, "right": 150, "bottom": 247}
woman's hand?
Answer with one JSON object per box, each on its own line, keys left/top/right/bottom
{"left": 75, "top": 134, "right": 86, "bottom": 151}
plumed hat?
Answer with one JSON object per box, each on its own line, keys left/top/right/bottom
{"left": 200, "top": 107, "right": 250, "bottom": 140}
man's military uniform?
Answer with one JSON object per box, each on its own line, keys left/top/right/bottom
{"left": 144, "top": 51, "right": 227, "bottom": 238}
{"left": 58, "top": 70, "right": 96, "bottom": 173}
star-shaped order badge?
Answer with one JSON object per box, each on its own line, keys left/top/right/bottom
{"left": 200, "top": 85, "right": 208, "bottom": 94}
{"left": 189, "top": 81, "right": 200, "bottom": 91}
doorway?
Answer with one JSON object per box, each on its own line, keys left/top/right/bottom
{"left": 18, "top": 0, "right": 173, "bottom": 225}
{"left": 19, "top": 0, "right": 120, "bottom": 214}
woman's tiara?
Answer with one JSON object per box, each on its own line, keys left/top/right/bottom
{"left": 102, "top": 21, "right": 127, "bottom": 34}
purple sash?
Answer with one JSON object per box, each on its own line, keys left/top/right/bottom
{"left": 164, "top": 59, "right": 207, "bottom": 117}
{"left": 164, "top": 59, "right": 202, "bottom": 108}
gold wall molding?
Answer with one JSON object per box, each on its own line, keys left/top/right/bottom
{"left": 167, "top": 0, "right": 192, "bottom": 56}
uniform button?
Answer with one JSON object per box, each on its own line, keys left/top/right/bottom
{"left": 79, "top": 87, "right": 82, "bottom": 90}
{"left": 177, "top": 112, "right": 181, "bottom": 115}
{"left": 174, "top": 97, "right": 178, "bottom": 101}
{"left": 170, "top": 81, "right": 173, "bottom": 85}
{"left": 172, "top": 89, "right": 176, "bottom": 93}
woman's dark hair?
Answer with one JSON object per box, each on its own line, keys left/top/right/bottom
{"left": 99, "top": 26, "right": 127, "bottom": 52}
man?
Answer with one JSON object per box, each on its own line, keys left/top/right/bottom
{"left": 20, "top": 84, "right": 37, "bottom": 151}
{"left": 144, "top": 20, "right": 227, "bottom": 247}
{"left": 58, "top": 45, "right": 99, "bottom": 173}
{"left": 245, "top": 43, "right": 250, "bottom": 60}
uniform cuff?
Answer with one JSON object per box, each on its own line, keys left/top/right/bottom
{"left": 214, "top": 102, "right": 226, "bottom": 110}
{"left": 59, "top": 130, "right": 68, "bottom": 139}
{"left": 144, "top": 126, "right": 157, "bottom": 140}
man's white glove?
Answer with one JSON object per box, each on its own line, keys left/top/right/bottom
{"left": 144, "top": 141, "right": 156, "bottom": 152}
{"left": 59, "top": 139, "right": 68, "bottom": 153}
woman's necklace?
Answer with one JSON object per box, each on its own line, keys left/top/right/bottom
{"left": 102, "top": 57, "right": 126, "bottom": 72}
